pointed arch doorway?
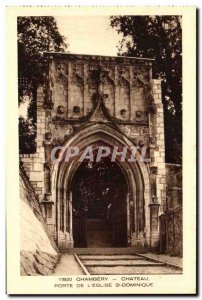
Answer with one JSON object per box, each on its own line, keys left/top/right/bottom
{"left": 71, "top": 156, "right": 128, "bottom": 248}
{"left": 53, "top": 124, "right": 151, "bottom": 250}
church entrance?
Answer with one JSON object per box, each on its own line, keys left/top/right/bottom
{"left": 71, "top": 156, "right": 128, "bottom": 248}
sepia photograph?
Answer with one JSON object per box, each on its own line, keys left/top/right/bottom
{"left": 6, "top": 6, "right": 196, "bottom": 295}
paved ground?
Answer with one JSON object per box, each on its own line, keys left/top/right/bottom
{"left": 52, "top": 254, "right": 84, "bottom": 275}
{"left": 140, "top": 253, "right": 182, "bottom": 268}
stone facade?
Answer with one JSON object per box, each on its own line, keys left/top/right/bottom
{"left": 20, "top": 53, "right": 166, "bottom": 251}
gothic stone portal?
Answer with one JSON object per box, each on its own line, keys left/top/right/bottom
{"left": 20, "top": 53, "right": 166, "bottom": 251}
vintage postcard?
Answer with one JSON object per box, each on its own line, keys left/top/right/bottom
{"left": 6, "top": 6, "right": 196, "bottom": 295}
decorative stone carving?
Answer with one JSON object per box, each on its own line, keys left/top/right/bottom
{"left": 44, "top": 162, "right": 51, "bottom": 171}
{"left": 117, "top": 66, "right": 130, "bottom": 80}
{"left": 44, "top": 193, "right": 51, "bottom": 202}
{"left": 51, "top": 124, "right": 74, "bottom": 146}
{"left": 150, "top": 166, "right": 158, "bottom": 203}
{"left": 151, "top": 166, "right": 158, "bottom": 175}
{"left": 136, "top": 110, "right": 142, "bottom": 118}
{"left": 144, "top": 84, "right": 157, "bottom": 114}
{"left": 150, "top": 137, "right": 156, "bottom": 145}
{"left": 132, "top": 138, "right": 138, "bottom": 146}
{"left": 73, "top": 106, "right": 81, "bottom": 114}
{"left": 56, "top": 62, "right": 67, "bottom": 84}
{"left": 45, "top": 132, "right": 52, "bottom": 142}
{"left": 71, "top": 73, "right": 83, "bottom": 86}
{"left": 43, "top": 90, "right": 54, "bottom": 110}
{"left": 43, "top": 133, "right": 53, "bottom": 162}
{"left": 102, "top": 64, "right": 115, "bottom": 81}
{"left": 57, "top": 105, "right": 65, "bottom": 115}
{"left": 138, "top": 140, "right": 145, "bottom": 147}
{"left": 148, "top": 101, "right": 157, "bottom": 114}
{"left": 132, "top": 77, "right": 145, "bottom": 89}
{"left": 117, "top": 75, "right": 130, "bottom": 87}
{"left": 120, "top": 109, "right": 127, "bottom": 118}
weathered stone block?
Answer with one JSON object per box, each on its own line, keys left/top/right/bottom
{"left": 33, "top": 163, "right": 43, "bottom": 172}
{"left": 37, "top": 181, "right": 44, "bottom": 188}
{"left": 30, "top": 171, "right": 44, "bottom": 182}
{"left": 156, "top": 156, "right": 164, "bottom": 163}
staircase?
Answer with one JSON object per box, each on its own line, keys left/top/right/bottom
{"left": 86, "top": 219, "right": 112, "bottom": 248}
{"left": 75, "top": 252, "right": 182, "bottom": 275}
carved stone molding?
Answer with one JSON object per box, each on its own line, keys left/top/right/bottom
{"left": 55, "top": 62, "right": 68, "bottom": 84}
{"left": 71, "top": 73, "right": 84, "bottom": 86}
{"left": 117, "top": 75, "right": 130, "bottom": 87}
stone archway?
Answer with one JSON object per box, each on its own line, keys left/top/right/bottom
{"left": 51, "top": 123, "right": 151, "bottom": 250}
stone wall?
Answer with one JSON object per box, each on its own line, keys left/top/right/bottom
{"left": 166, "top": 163, "right": 182, "bottom": 209}
{"left": 20, "top": 164, "right": 59, "bottom": 275}
{"left": 166, "top": 205, "right": 182, "bottom": 257}
{"left": 159, "top": 164, "right": 182, "bottom": 256}
{"left": 48, "top": 55, "right": 151, "bottom": 122}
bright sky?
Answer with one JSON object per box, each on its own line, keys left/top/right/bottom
{"left": 55, "top": 16, "right": 123, "bottom": 56}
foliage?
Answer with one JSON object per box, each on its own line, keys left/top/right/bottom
{"left": 18, "top": 16, "right": 68, "bottom": 83}
{"left": 110, "top": 16, "right": 182, "bottom": 163}
{"left": 18, "top": 17, "right": 68, "bottom": 154}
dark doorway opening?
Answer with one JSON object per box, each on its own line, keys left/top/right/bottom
{"left": 71, "top": 156, "right": 128, "bottom": 248}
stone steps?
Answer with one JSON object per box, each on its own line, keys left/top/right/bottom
{"left": 71, "top": 247, "right": 146, "bottom": 254}
{"left": 79, "top": 255, "right": 144, "bottom": 260}
{"left": 75, "top": 252, "right": 182, "bottom": 275}
{"left": 82, "top": 260, "right": 165, "bottom": 266}
{"left": 87, "top": 265, "right": 182, "bottom": 275}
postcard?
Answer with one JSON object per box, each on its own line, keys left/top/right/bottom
{"left": 6, "top": 6, "right": 196, "bottom": 295}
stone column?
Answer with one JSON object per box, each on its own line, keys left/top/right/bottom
{"left": 147, "top": 79, "right": 166, "bottom": 250}
{"left": 126, "top": 193, "right": 131, "bottom": 245}
{"left": 149, "top": 202, "right": 160, "bottom": 250}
